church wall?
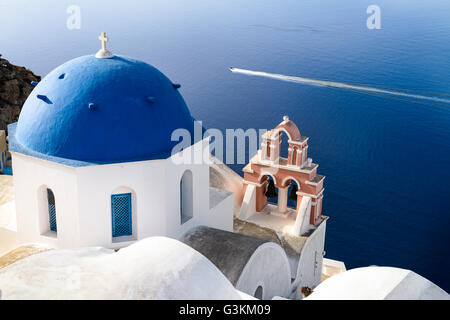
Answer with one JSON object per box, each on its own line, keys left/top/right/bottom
{"left": 208, "top": 189, "right": 234, "bottom": 231}
{"left": 235, "top": 242, "right": 292, "bottom": 299}
{"left": 165, "top": 139, "right": 228, "bottom": 238}
{"left": 292, "top": 219, "right": 327, "bottom": 299}
{"left": 11, "top": 153, "right": 80, "bottom": 249}
{"left": 75, "top": 159, "right": 168, "bottom": 248}
{"left": 9, "top": 139, "right": 232, "bottom": 251}
{"left": 163, "top": 159, "right": 209, "bottom": 240}
{"left": 74, "top": 139, "right": 226, "bottom": 249}
{"left": 0, "top": 228, "right": 20, "bottom": 256}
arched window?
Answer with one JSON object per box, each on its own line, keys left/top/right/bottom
{"left": 46, "top": 188, "right": 57, "bottom": 232}
{"left": 301, "top": 147, "right": 307, "bottom": 165}
{"left": 254, "top": 285, "right": 263, "bottom": 299}
{"left": 111, "top": 193, "right": 132, "bottom": 237}
{"left": 0, "top": 151, "right": 7, "bottom": 172}
{"left": 279, "top": 131, "right": 290, "bottom": 159}
{"left": 180, "top": 170, "right": 193, "bottom": 224}
{"left": 291, "top": 147, "right": 297, "bottom": 165}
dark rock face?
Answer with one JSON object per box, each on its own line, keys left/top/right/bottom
{"left": 0, "top": 54, "right": 40, "bottom": 133}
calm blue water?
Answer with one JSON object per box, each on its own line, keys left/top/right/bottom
{"left": 1, "top": 0, "right": 449, "bottom": 291}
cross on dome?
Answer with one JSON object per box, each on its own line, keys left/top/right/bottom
{"left": 99, "top": 32, "right": 108, "bottom": 50}
{"left": 95, "top": 32, "right": 114, "bottom": 59}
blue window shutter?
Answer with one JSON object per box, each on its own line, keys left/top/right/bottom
{"left": 47, "top": 188, "right": 57, "bottom": 232}
{"left": 111, "top": 193, "right": 132, "bottom": 237}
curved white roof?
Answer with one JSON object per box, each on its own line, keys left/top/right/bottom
{"left": 0, "top": 237, "right": 241, "bottom": 300}
{"left": 306, "top": 266, "right": 449, "bottom": 300}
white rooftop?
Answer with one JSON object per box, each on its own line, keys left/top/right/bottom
{"left": 307, "top": 266, "right": 449, "bottom": 300}
{"left": 0, "top": 237, "right": 246, "bottom": 300}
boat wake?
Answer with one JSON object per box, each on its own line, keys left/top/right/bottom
{"left": 229, "top": 67, "right": 450, "bottom": 107}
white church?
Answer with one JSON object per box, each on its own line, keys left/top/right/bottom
{"left": 0, "top": 34, "right": 448, "bottom": 300}
{"left": 5, "top": 33, "right": 233, "bottom": 250}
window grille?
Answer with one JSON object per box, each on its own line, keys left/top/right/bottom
{"left": 47, "top": 188, "right": 57, "bottom": 232}
{"left": 111, "top": 193, "right": 132, "bottom": 237}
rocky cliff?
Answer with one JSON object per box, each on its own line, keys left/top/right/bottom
{"left": 0, "top": 54, "right": 40, "bottom": 133}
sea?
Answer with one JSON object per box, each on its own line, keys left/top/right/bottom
{"left": 1, "top": 0, "right": 449, "bottom": 291}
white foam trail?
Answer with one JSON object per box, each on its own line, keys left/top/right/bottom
{"left": 230, "top": 67, "right": 450, "bottom": 105}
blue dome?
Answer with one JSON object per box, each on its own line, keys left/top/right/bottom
{"left": 14, "top": 55, "right": 195, "bottom": 163}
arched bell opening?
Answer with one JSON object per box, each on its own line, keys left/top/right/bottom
{"left": 258, "top": 174, "right": 279, "bottom": 213}
{"left": 278, "top": 130, "right": 290, "bottom": 160}
{"left": 279, "top": 177, "right": 300, "bottom": 213}
{"left": 287, "top": 179, "right": 300, "bottom": 209}
{"left": 263, "top": 175, "right": 278, "bottom": 203}
{"left": 259, "top": 174, "right": 300, "bottom": 214}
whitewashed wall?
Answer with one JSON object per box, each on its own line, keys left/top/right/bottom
{"left": 208, "top": 189, "right": 234, "bottom": 232}
{"left": 8, "top": 139, "right": 233, "bottom": 251}
{"left": 293, "top": 220, "right": 327, "bottom": 299}
{"left": 236, "top": 242, "right": 291, "bottom": 299}
{"left": 11, "top": 153, "right": 79, "bottom": 249}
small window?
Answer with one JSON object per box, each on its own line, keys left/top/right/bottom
{"left": 254, "top": 285, "right": 263, "bottom": 299}
{"left": 291, "top": 148, "right": 297, "bottom": 165}
{"left": 111, "top": 193, "right": 132, "bottom": 237}
{"left": 180, "top": 170, "right": 193, "bottom": 224}
{"left": 47, "top": 188, "right": 57, "bottom": 232}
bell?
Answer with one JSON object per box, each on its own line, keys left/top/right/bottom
{"left": 289, "top": 184, "right": 298, "bottom": 201}
{"left": 265, "top": 179, "right": 277, "bottom": 198}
